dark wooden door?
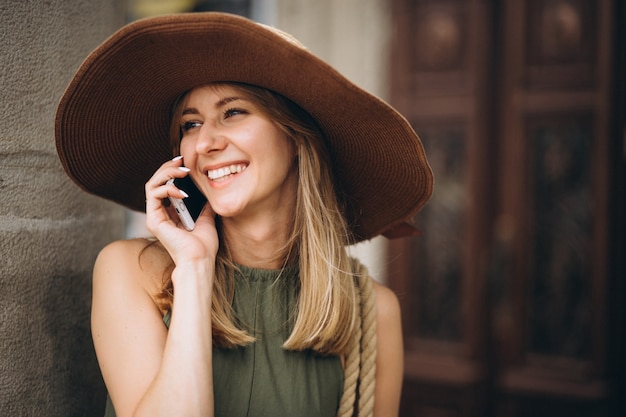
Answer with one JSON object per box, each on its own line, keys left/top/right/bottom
{"left": 387, "top": 0, "right": 625, "bottom": 416}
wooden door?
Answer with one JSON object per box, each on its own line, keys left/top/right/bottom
{"left": 387, "top": 0, "right": 625, "bottom": 416}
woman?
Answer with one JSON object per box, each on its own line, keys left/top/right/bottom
{"left": 55, "top": 13, "right": 433, "bottom": 417}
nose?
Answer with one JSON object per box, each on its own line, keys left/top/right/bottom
{"left": 195, "top": 124, "right": 227, "bottom": 154}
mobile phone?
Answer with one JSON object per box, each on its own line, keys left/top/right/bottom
{"left": 166, "top": 176, "right": 207, "bottom": 231}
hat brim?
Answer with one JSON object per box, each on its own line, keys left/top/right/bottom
{"left": 55, "top": 12, "right": 433, "bottom": 242}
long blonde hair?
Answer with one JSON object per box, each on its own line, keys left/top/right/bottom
{"left": 157, "top": 82, "right": 358, "bottom": 355}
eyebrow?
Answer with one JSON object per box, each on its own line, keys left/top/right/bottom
{"left": 181, "top": 96, "right": 244, "bottom": 116}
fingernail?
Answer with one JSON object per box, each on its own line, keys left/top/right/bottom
{"left": 172, "top": 155, "right": 183, "bottom": 162}
{"left": 178, "top": 167, "right": 190, "bottom": 172}
{"left": 180, "top": 190, "right": 189, "bottom": 198}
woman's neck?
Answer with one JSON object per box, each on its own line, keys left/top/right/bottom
{"left": 221, "top": 216, "right": 292, "bottom": 270}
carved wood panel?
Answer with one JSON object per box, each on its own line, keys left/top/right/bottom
{"left": 389, "top": 0, "right": 619, "bottom": 415}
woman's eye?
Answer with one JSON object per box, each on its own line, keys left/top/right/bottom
{"left": 223, "top": 108, "right": 247, "bottom": 119}
{"left": 181, "top": 120, "right": 202, "bottom": 132}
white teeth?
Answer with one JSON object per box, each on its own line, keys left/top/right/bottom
{"left": 208, "top": 164, "right": 247, "bottom": 181}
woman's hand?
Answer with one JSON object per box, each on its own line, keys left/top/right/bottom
{"left": 144, "top": 156, "right": 218, "bottom": 265}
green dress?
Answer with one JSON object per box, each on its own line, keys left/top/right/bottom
{"left": 104, "top": 265, "right": 344, "bottom": 417}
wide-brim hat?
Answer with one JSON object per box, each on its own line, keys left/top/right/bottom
{"left": 55, "top": 12, "right": 433, "bottom": 243}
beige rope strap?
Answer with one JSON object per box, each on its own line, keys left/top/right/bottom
{"left": 336, "top": 260, "right": 377, "bottom": 417}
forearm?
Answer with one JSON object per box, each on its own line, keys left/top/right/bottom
{"left": 134, "top": 262, "right": 215, "bottom": 417}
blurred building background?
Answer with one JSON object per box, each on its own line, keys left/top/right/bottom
{"left": 385, "top": 1, "right": 625, "bottom": 416}
{"left": 0, "top": 0, "right": 623, "bottom": 416}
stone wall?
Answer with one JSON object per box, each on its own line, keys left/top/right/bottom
{"left": 0, "top": 1, "right": 126, "bottom": 415}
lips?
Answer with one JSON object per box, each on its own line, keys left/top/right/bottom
{"left": 207, "top": 163, "right": 247, "bottom": 182}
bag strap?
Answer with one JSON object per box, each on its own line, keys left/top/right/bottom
{"left": 337, "top": 259, "right": 377, "bottom": 417}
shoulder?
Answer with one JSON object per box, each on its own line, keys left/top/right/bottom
{"left": 93, "top": 238, "right": 171, "bottom": 306}
{"left": 371, "top": 279, "right": 402, "bottom": 326}
{"left": 370, "top": 278, "right": 404, "bottom": 416}
{"left": 95, "top": 237, "right": 168, "bottom": 268}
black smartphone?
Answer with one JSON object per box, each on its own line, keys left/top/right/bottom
{"left": 166, "top": 175, "right": 207, "bottom": 231}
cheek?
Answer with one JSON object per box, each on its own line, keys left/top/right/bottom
{"left": 179, "top": 138, "right": 196, "bottom": 159}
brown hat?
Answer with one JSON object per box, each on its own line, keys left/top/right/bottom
{"left": 55, "top": 12, "right": 433, "bottom": 242}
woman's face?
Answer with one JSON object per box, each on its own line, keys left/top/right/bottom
{"left": 178, "top": 84, "right": 298, "bottom": 221}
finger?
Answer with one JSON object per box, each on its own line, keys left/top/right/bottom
{"left": 145, "top": 155, "right": 187, "bottom": 184}
{"left": 163, "top": 203, "right": 182, "bottom": 226}
{"left": 146, "top": 182, "right": 189, "bottom": 211}
{"left": 145, "top": 163, "right": 191, "bottom": 201}
{"left": 146, "top": 168, "right": 191, "bottom": 193}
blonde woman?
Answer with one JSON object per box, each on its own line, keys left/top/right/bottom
{"left": 55, "top": 13, "right": 433, "bottom": 417}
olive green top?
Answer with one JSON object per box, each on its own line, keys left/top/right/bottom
{"left": 104, "top": 265, "right": 343, "bottom": 417}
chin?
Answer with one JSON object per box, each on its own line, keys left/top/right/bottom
{"left": 211, "top": 202, "right": 246, "bottom": 218}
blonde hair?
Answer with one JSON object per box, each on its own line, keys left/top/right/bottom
{"left": 158, "top": 82, "right": 358, "bottom": 355}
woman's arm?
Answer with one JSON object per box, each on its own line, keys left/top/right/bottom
{"left": 372, "top": 280, "right": 404, "bottom": 417}
{"left": 93, "top": 156, "right": 219, "bottom": 416}
{"left": 91, "top": 238, "right": 215, "bottom": 417}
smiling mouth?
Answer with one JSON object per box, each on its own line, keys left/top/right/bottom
{"left": 207, "top": 164, "right": 247, "bottom": 182}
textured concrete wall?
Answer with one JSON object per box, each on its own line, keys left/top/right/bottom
{"left": 0, "top": 1, "right": 127, "bottom": 415}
